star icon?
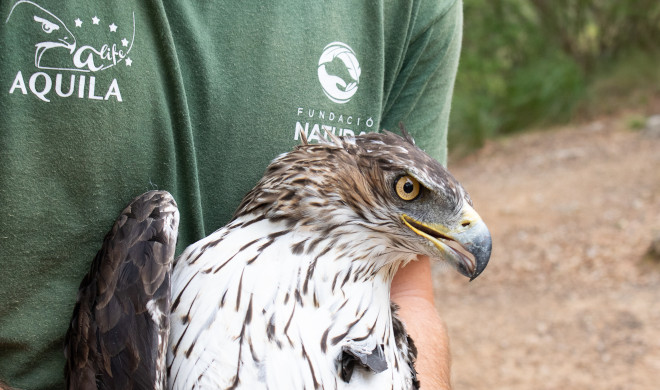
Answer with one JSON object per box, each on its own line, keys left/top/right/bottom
{"left": 125, "top": 57, "right": 133, "bottom": 66}
{"left": 109, "top": 23, "right": 118, "bottom": 32}
{"left": 121, "top": 38, "right": 129, "bottom": 47}
{"left": 74, "top": 18, "right": 83, "bottom": 27}
{"left": 92, "top": 16, "right": 100, "bottom": 25}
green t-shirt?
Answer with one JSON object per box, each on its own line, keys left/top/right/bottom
{"left": 0, "top": 0, "right": 462, "bottom": 388}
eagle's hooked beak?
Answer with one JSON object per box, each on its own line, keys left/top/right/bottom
{"left": 402, "top": 204, "right": 491, "bottom": 281}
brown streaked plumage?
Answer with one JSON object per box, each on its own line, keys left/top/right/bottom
{"left": 66, "top": 128, "right": 491, "bottom": 389}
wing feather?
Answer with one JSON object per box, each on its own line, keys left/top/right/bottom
{"left": 64, "top": 191, "right": 179, "bottom": 390}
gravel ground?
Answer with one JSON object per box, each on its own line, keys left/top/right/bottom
{"left": 434, "top": 116, "right": 660, "bottom": 390}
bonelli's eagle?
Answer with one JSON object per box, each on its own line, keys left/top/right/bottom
{"left": 64, "top": 129, "right": 491, "bottom": 389}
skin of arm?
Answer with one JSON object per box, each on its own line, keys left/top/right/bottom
{"left": 391, "top": 256, "right": 451, "bottom": 390}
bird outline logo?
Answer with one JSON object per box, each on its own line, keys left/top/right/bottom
{"left": 6, "top": 0, "right": 135, "bottom": 72}
{"left": 317, "top": 42, "right": 361, "bottom": 104}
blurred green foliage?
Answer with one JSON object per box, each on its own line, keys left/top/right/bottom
{"left": 450, "top": 0, "right": 660, "bottom": 150}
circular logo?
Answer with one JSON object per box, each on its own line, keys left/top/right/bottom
{"left": 317, "top": 42, "right": 361, "bottom": 104}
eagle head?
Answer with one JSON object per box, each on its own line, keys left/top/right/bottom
{"left": 235, "top": 129, "right": 491, "bottom": 280}
{"left": 6, "top": 0, "right": 77, "bottom": 69}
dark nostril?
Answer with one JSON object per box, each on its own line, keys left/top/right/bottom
{"left": 461, "top": 221, "right": 471, "bottom": 227}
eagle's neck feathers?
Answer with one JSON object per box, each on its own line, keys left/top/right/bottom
{"left": 168, "top": 212, "right": 416, "bottom": 389}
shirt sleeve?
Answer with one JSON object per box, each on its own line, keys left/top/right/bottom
{"left": 380, "top": 0, "right": 463, "bottom": 166}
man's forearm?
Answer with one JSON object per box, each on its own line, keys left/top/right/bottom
{"left": 395, "top": 296, "right": 452, "bottom": 389}
{"left": 392, "top": 257, "right": 452, "bottom": 389}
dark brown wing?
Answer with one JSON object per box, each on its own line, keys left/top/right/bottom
{"left": 64, "top": 191, "right": 179, "bottom": 390}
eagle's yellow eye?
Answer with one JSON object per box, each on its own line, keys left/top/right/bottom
{"left": 395, "top": 176, "right": 421, "bottom": 201}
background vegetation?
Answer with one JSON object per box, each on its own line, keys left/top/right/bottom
{"left": 449, "top": 0, "right": 660, "bottom": 150}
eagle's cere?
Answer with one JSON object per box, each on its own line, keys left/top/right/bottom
{"left": 65, "top": 130, "right": 492, "bottom": 390}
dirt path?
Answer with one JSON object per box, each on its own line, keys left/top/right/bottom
{"left": 433, "top": 117, "right": 660, "bottom": 389}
